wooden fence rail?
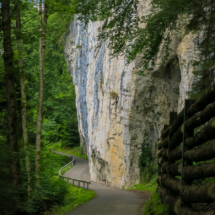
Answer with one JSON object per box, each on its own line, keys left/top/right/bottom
{"left": 157, "top": 82, "right": 215, "bottom": 215}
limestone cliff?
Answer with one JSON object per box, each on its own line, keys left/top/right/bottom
{"left": 64, "top": 1, "right": 200, "bottom": 188}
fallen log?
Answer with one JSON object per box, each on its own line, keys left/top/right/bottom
{"left": 168, "top": 105, "right": 215, "bottom": 149}
{"left": 158, "top": 136, "right": 169, "bottom": 149}
{"left": 158, "top": 157, "right": 166, "bottom": 165}
{"left": 159, "top": 186, "right": 214, "bottom": 215}
{"left": 169, "top": 109, "right": 184, "bottom": 138}
{"left": 169, "top": 138, "right": 215, "bottom": 163}
{"left": 157, "top": 148, "right": 163, "bottom": 157}
{"left": 185, "top": 117, "right": 215, "bottom": 148}
{"left": 181, "top": 182, "right": 215, "bottom": 203}
{"left": 184, "top": 138, "right": 215, "bottom": 162}
{"left": 185, "top": 101, "right": 215, "bottom": 132}
{"left": 187, "top": 82, "right": 215, "bottom": 117}
{"left": 161, "top": 125, "right": 170, "bottom": 139}
{"left": 160, "top": 174, "right": 181, "bottom": 194}
{"left": 169, "top": 126, "right": 183, "bottom": 149}
{"left": 161, "top": 148, "right": 168, "bottom": 159}
{"left": 161, "top": 161, "right": 215, "bottom": 181}
{"left": 160, "top": 174, "right": 215, "bottom": 203}
{"left": 169, "top": 145, "right": 182, "bottom": 162}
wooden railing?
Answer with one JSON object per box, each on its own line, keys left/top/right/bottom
{"left": 58, "top": 156, "right": 91, "bottom": 190}
{"left": 157, "top": 82, "right": 215, "bottom": 215}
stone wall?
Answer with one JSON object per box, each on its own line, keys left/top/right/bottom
{"left": 64, "top": 2, "right": 200, "bottom": 188}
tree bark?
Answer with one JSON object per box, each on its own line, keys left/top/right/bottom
{"left": 159, "top": 174, "right": 215, "bottom": 203}
{"left": 185, "top": 117, "right": 215, "bottom": 148}
{"left": 159, "top": 186, "right": 213, "bottom": 215}
{"left": 161, "top": 102, "right": 215, "bottom": 151}
{"left": 161, "top": 125, "right": 170, "bottom": 139}
{"left": 168, "top": 145, "right": 182, "bottom": 162}
{"left": 158, "top": 136, "right": 169, "bottom": 149}
{"left": 161, "top": 161, "right": 215, "bottom": 181}
{"left": 185, "top": 101, "right": 215, "bottom": 131}
{"left": 187, "top": 82, "right": 215, "bottom": 117}
{"left": 16, "top": 1, "right": 31, "bottom": 195}
{"left": 35, "top": 0, "right": 48, "bottom": 184}
{"left": 167, "top": 138, "right": 215, "bottom": 163}
{"left": 1, "top": 0, "right": 20, "bottom": 210}
{"left": 184, "top": 138, "right": 215, "bottom": 162}
{"left": 169, "top": 109, "right": 184, "bottom": 138}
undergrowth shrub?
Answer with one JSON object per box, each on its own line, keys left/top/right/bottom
{"left": 139, "top": 131, "right": 157, "bottom": 183}
{"left": 143, "top": 192, "right": 169, "bottom": 215}
{"left": 137, "top": 131, "right": 169, "bottom": 214}
{"left": 20, "top": 150, "right": 71, "bottom": 214}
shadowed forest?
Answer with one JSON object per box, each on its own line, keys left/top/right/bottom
{"left": 1, "top": 0, "right": 215, "bottom": 214}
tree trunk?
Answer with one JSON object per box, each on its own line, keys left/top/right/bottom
{"left": 185, "top": 101, "right": 215, "bottom": 131}
{"left": 159, "top": 186, "right": 213, "bottom": 215}
{"left": 185, "top": 117, "right": 215, "bottom": 148}
{"left": 35, "top": 0, "right": 48, "bottom": 184}
{"left": 184, "top": 138, "right": 215, "bottom": 162}
{"left": 1, "top": 0, "right": 20, "bottom": 210}
{"left": 160, "top": 101, "right": 215, "bottom": 150}
{"left": 158, "top": 136, "right": 169, "bottom": 149}
{"left": 187, "top": 81, "right": 215, "bottom": 117}
{"left": 161, "top": 161, "right": 215, "bottom": 181}
{"left": 16, "top": 1, "right": 31, "bottom": 195}
{"left": 164, "top": 137, "right": 215, "bottom": 163}
{"left": 159, "top": 174, "right": 215, "bottom": 203}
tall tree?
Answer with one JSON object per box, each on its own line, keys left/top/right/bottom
{"left": 35, "top": 0, "right": 49, "bottom": 184}
{"left": 16, "top": 0, "right": 32, "bottom": 194}
{"left": 1, "top": 0, "right": 20, "bottom": 211}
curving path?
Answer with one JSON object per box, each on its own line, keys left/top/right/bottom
{"left": 55, "top": 151, "right": 150, "bottom": 215}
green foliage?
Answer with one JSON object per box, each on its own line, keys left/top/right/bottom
{"left": 143, "top": 191, "right": 169, "bottom": 215}
{"left": 46, "top": 185, "right": 96, "bottom": 215}
{"left": 78, "top": 0, "right": 215, "bottom": 97}
{"left": 49, "top": 143, "right": 88, "bottom": 160}
{"left": 109, "top": 91, "right": 119, "bottom": 99}
{"left": 139, "top": 131, "right": 155, "bottom": 172}
{"left": 0, "top": 1, "right": 80, "bottom": 214}
{"left": 129, "top": 173, "right": 158, "bottom": 192}
{"left": 19, "top": 4, "right": 79, "bottom": 148}
{"left": 19, "top": 151, "right": 71, "bottom": 214}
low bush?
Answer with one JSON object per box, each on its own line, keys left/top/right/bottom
{"left": 49, "top": 143, "right": 88, "bottom": 160}
{"left": 143, "top": 191, "right": 169, "bottom": 215}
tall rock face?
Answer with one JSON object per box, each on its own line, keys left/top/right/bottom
{"left": 64, "top": 2, "right": 200, "bottom": 188}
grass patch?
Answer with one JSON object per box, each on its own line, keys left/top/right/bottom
{"left": 48, "top": 143, "right": 88, "bottom": 160}
{"left": 128, "top": 173, "right": 168, "bottom": 215}
{"left": 129, "top": 172, "right": 158, "bottom": 192}
{"left": 61, "top": 165, "right": 71, "bottom": 175}
{"left": 58, "top": 147, "right": 88, "bottom": 160}
{"left": 45, "top": 185, "right": 96, "bottom": 215}
{"left": 143, "top": 191, "right": 169, "bottom": 215}
{"left": 109, "top": 91, "right": 118, "bottom": 99}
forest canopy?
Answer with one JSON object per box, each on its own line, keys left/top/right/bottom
{"left": 1, "top": 0, "right": 215, "bottom": 214}
{"left": 0, "top": 0, "right": 79, "bottom": 214}
{"left": 77, "top": 0, "right": 215, "bottom": 97}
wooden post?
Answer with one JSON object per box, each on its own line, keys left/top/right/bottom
{"left": 87, "top": 183, "right": 89, "bottom": 190}
{"left": 164, "top": 124, "right": 169, "bottom": 131}
{"left": 170, "top": 112, "right": 177, "bottom": 125}
{"left": 84, "top": 182, "right": 85, "bottom": 189}
{"left": 181, "top": 99, "right": 195, "bottom": 207}
{"left": 73, "top": 179, "right": 74, "bottom": 186}
{"left": 78, "top": 181, "right": 80, "bottom": 187}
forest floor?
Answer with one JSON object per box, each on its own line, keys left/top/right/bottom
{"left": 55, "top": 152, "right": 151, "bottom": 215}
